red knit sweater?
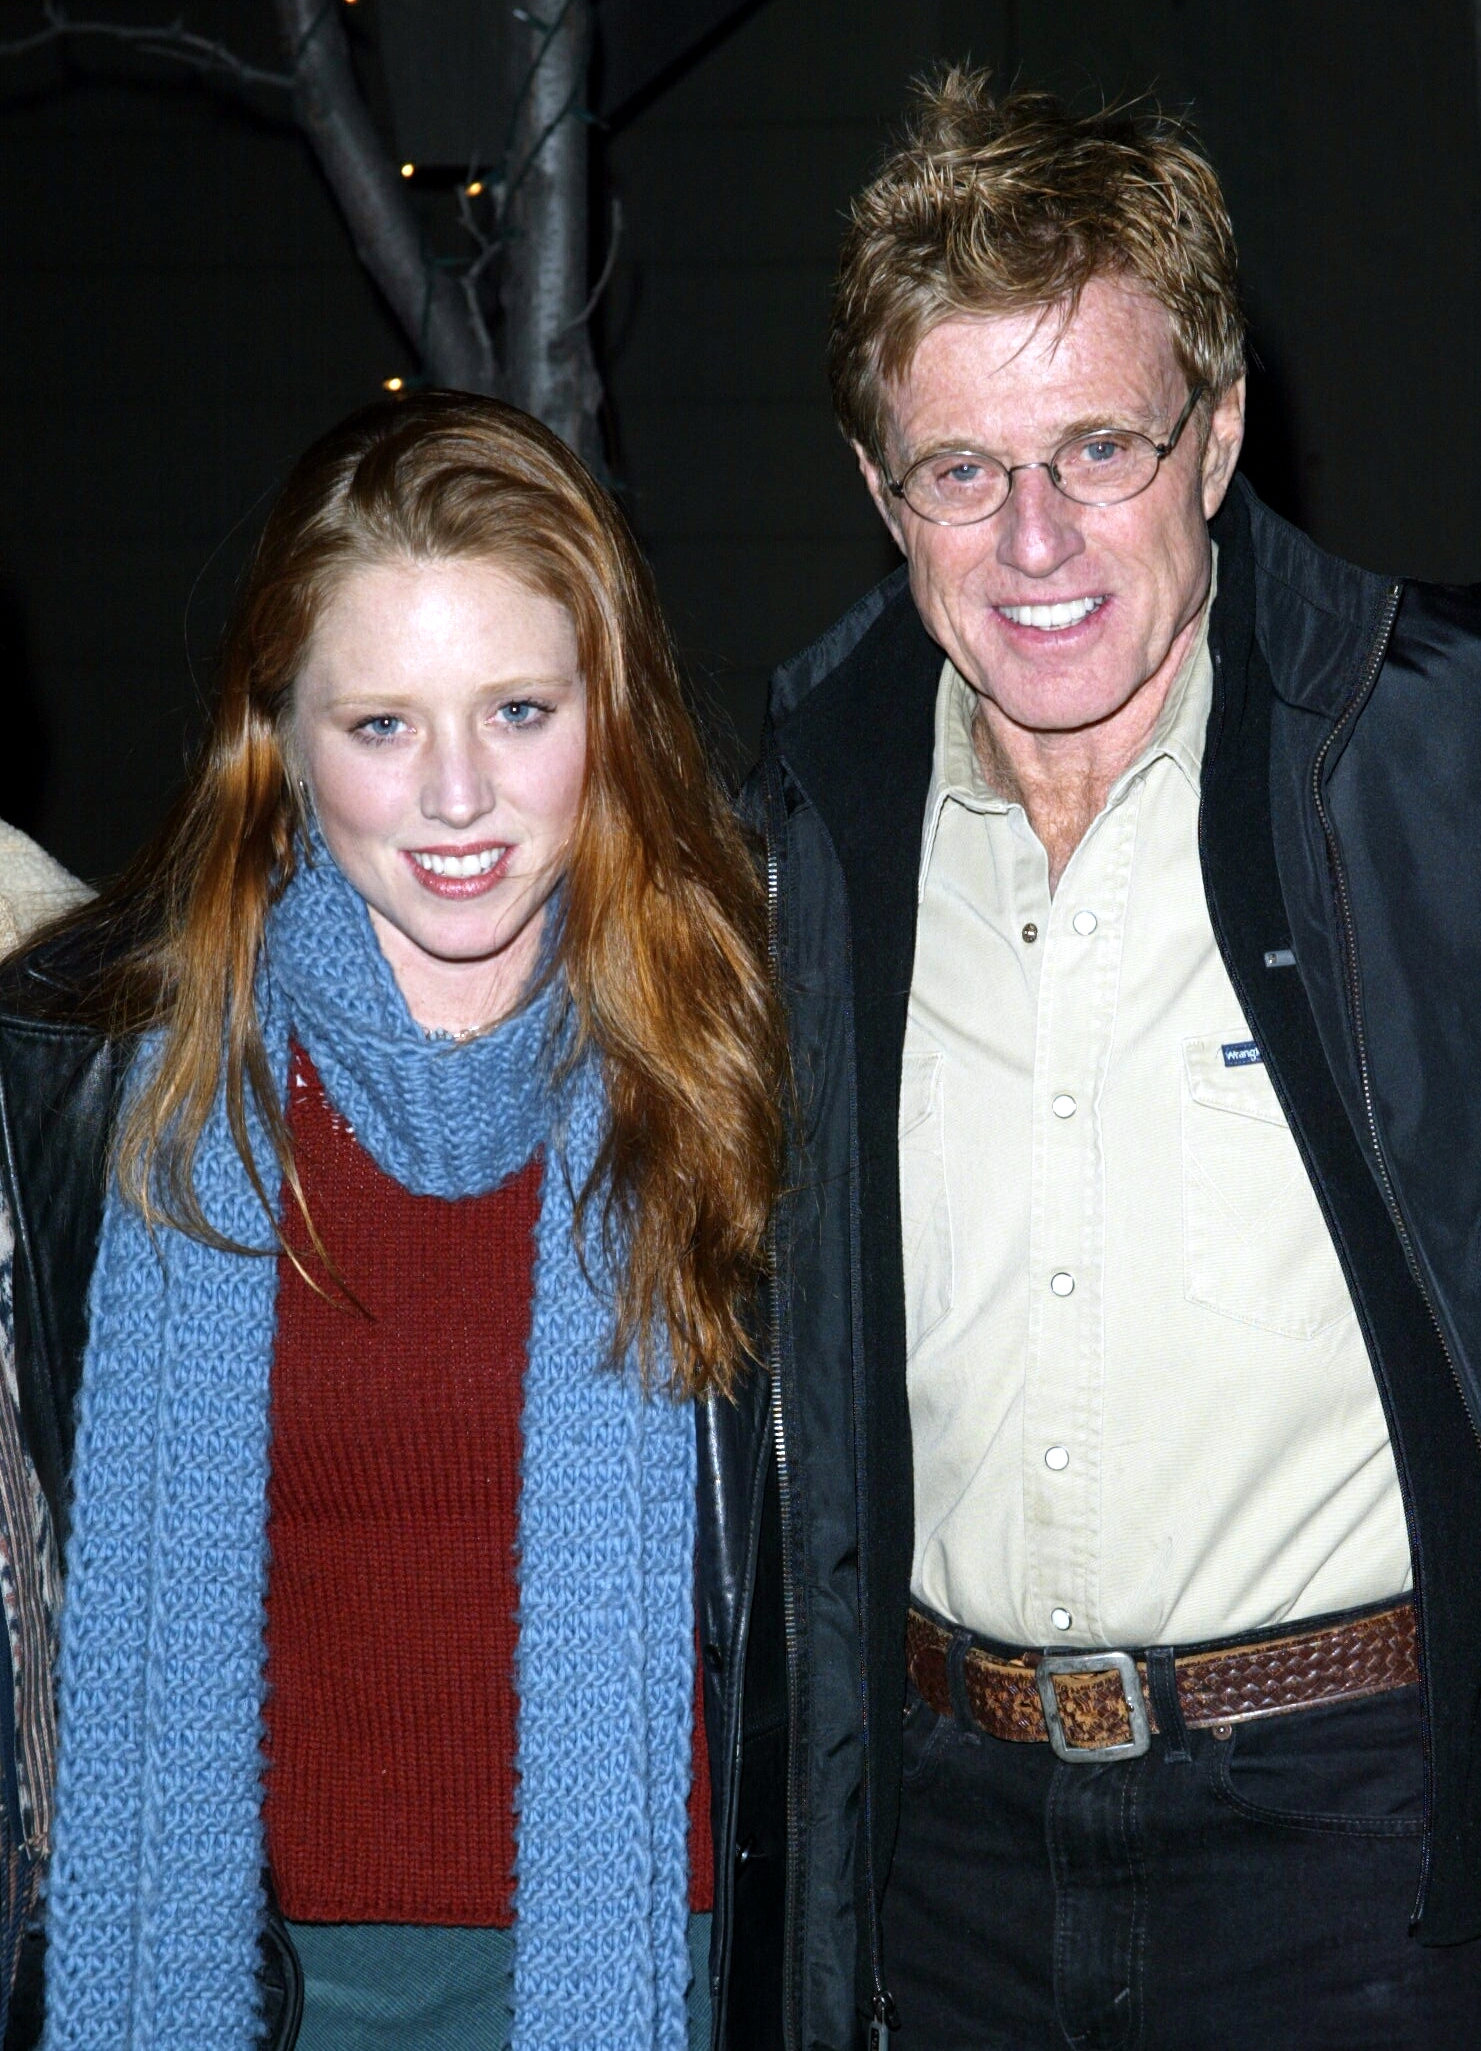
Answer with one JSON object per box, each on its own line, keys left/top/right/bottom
{"left": 263, "top": 1044, "right": 712, "bottom": 1926}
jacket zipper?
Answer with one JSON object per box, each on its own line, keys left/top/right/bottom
{"left": 832, "top": 893, "right": 898, "bottom": 2049}
{"left": 1309, "top": 582, "right": 1481, "bottom": 1443}
{"left": 1307, "top": 579, "right": 1480, "bottom": 1920}
{"left": 762, "top": 744, "right": 804, "bottom": 2051}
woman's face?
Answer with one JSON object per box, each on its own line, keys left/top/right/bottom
{"left": 293, "top": 556, "right": 587, "bottom": 1032}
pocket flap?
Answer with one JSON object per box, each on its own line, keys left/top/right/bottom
{"left": 1181, "top": 1032, "right": 1286, "bottom": 1125}
{"left": 900, "top": 1052, "right": 942, "bottom": 1135}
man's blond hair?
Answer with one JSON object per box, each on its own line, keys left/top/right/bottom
{"left": 829, "top": 68, "right": 1245, "bottom": 464}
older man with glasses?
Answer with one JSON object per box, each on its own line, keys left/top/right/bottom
{"left": 706, "top": 66, "right": 1481, "bottom": 2051}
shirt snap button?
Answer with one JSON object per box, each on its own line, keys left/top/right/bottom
{"left": 1051, "top": 1094, "right": 1076, "bottom": 1119}
{"left": 1021, "top": 922, "right": 1039, "bottom": 944}
{"left": 1044, "top": 1445, "right": 1070, "bottom": 1471}
{"left": 1050, "top": 1607, "right": 1073, "bottom": 1631}
{"left": 1072, "top": 909, "right": 1098, "bottom": 936}
{"left": 1049, "top": 1271, "right": 1075, "bottom": 1297}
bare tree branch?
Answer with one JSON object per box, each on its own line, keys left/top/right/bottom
{"left": 0, "top": 1, "right": 491, "bottom": 393}
{"left": 564, "top": 195, "right": 622, "bottom": 334}
{"left": 501, "top": 0, "right": 601, "bottom": 461}
{"left": 0, "top": 0, "right": 292, "bottom": 89}
{"left": 271, "top": 0, "right": 489, "bottom": 394}
{"left": 453, "top": 178, "right": 501, "bottom": 393}
{"left": 0, "top": 0, "right": 616, "bottom": 443}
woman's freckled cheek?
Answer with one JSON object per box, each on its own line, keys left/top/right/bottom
{"left": 319, "top": 754, "right": 414, "bottom": 842}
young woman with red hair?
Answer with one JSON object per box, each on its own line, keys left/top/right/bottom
{"left": 0, "top": 393, "right": 782, "bottom": 2051}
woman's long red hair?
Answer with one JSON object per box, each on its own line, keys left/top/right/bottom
{"left": 52, "top": 394, "right": 784, "bottom": 1399}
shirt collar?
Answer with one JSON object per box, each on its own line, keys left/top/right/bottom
{"left": 917, "top": 543, "right": 1218, "bottom": 897}
{"left": 1131, "top": 540, "right": 1218, "bottom": 798}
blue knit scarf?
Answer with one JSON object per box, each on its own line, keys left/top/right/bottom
{"left": 43, "top": 844, "right": 697, "bottom": 2051}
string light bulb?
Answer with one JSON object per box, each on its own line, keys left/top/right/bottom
{"left": 383, "top": 376, "right": 405, "bottom": 393}
{"left": 465, "top": 180, "right": 484, "bottom": 197}
{"left": 400, "top": 163, "right": 415, "bottom": 180}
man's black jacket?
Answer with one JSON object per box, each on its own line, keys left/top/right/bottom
{"left": 701, "top": 476, "right": 1481, "bottom": 2049}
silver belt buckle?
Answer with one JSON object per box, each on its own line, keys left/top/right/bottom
{"left": 1036, "top": 1649, "right": 1152, "bottom": 1763}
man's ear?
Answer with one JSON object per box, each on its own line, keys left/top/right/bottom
{"left": 1200, "top": 375, "right": 1246, "bottom": 519}
{"left": 853, "top": 440, "right": 907, "bottom": 553}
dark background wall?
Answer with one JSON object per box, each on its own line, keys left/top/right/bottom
{"left": 2, "top": 0, "right": 1479, "bottom": 881}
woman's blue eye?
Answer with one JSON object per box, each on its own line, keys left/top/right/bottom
{"left": 359, "top": 715, "right": 404, "bottom": 740}
{"left": 499, "top": 701, "right": 543, "bottom": 726}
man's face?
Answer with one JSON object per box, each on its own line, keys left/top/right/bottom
{"left": 856, "top": 276, "right": 1245, "bottom": 738}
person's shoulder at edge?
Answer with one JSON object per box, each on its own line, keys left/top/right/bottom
{"left": 0, "top": 818, "right": 91, "bottom": 960}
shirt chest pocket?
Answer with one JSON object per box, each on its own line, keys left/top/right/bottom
{"left": 1180, "top": 1033, "right": 1354, "bottom": 1339}
{"left": 899, "top": 1052, "right": 954, "bottom": 1349}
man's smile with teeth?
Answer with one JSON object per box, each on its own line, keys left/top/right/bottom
{"left": 995, "top": 595, "right": 1109, "bottom": 630}
{"left": 411, "top": 847, "right": 505, "bottom": 878}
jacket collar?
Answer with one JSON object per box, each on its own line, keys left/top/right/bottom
{"left": 768, "top": 561, "right": 940, "bottom": 921}
{"left": 1213, "top": 475, "right": 1395, "bottom": 718}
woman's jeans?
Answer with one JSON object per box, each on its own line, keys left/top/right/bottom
{"left": 289, "top": 1912, "right": 713, "bottom": 2049}
{"left": 881, "top": 1682, "right": 1481, "bottom": 2048}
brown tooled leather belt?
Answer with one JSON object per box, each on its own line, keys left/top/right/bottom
{"left": 906, "top": 1600, "right": 1417, "bottom": 1762}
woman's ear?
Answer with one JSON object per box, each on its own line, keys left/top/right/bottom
{"left": 279, "top": 725, "right": 316, "bottom": 831}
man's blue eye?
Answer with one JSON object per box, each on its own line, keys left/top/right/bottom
{"left": 1079, "top": 436, "right": 1131, "bottom": 465}
{"left": 928, "top": 459, "right": 984, "bottom": 489}
{"left": 919, "top": 457, "right": 989, "bottom": 497}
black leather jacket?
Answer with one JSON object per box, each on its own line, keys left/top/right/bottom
{"left": 725, "top": 477, "right": 1481, "bottom": 2049}
{"left": 0, "top": 932, "right": 772, "bottom": 2049}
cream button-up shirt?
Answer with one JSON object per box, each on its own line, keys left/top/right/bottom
{"left": 901, "top": 579, "right": 1411, "bottom": 1650}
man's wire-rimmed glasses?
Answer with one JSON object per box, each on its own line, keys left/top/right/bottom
{"left": 883, "top": 383, "right": 1207, "bottom": 527}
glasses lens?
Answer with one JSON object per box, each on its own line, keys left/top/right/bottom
{"left": 1052, "top": 430, "right": 1159, "bottom": 506}
{"left": 901, "top": 451, "right": 1008, "bottom": 524}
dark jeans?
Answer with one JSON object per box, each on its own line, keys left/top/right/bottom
{"left": 881, "top": 1681, "right": 1481, "bottom": 2049}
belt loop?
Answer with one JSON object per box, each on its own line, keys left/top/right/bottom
{"left": 946, "top": 1629, "right": 977, "bottom": 1735}
{"left": 1145, "top": 1645, "right": 1190, "bottom": 1762}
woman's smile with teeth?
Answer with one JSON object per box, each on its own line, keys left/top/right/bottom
{"left": 411, "top": 847, "right": 505, "bottom": 877}
{"left": 996, "top": 594, "right": 1109, "bottom": 630}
